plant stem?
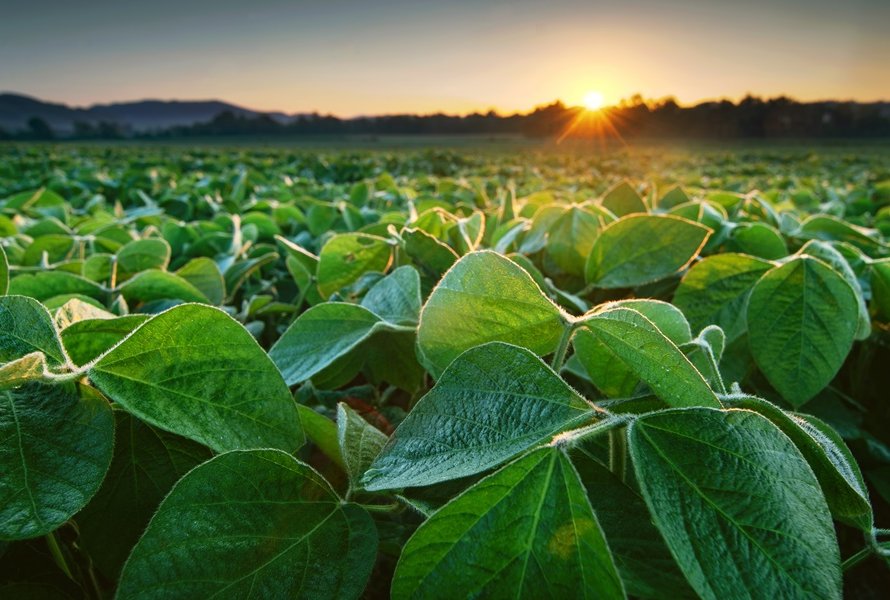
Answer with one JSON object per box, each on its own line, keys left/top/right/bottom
{"left": 609, "top": 428, "right": 627, "bottom": 482}
{"left": 358, "top": 501, "right": 400, "bottom": 513}
{"left": 46, "top": 531, "right": 75, "bottom": 581}
{"left": 703, "top": 346, "right": 727, "bottom": 395}
{"left": 549, "top": 415, "right": 630, "bottom": 448}
{"left": 842, "top": 545, "right": 872, "bottom": 572}
{"left": 550, "top": 322, "right": 575, "bottom": 372}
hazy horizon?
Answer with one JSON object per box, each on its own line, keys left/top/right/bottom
{"left": 4, "top": 88, "right": 890, "bottom": 122}
{"left": 3, "top": 0, "right": 889, "bottom": 117}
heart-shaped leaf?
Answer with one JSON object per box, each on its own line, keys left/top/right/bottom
{"left": 117, "top": 449, "right": 377, "bottom": 600}
{"left": 76, "top": 410, "right": 211, "bottom": 579}
{"left": 90, "top": 304, "right": 303, "bottom": 453}
{"left": 747, "top": 256, "right": 858, "bottom": 406}
{"left": 585, "top": 215, "right": 710, "bottom": 288}
{"left": 673, "top": 253, "right": 773, "bottom": 342}
{"left": 1, "top": 383, "right": 113, "bottom": 540}
{"left": 392, "top": 447, "right": 624, "bottom": 599}
{"left": 417, "top": 250, "right": 565, "bottom": 378}
{"left": 0, "top": 296, "right": 65, "bottom": 366}
{"left": 629, "top": 407, "right": 841, "bottom": 600}
{"left": 577, "top": 308, "right": 720, "bottom": 407}
{"left": 362, "top": 342, "right": 597, "bottom": 491}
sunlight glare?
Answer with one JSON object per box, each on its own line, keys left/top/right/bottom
{"left": 583, "top": 90, "right": 605, "bottom": 111}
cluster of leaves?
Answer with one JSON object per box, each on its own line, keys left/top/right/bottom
{"left": 2, "top": 145, "right": 890, "bottom": 599}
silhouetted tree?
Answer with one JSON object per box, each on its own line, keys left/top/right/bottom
{"left": 26, "top": 116, "right": 54, "bottom": 140}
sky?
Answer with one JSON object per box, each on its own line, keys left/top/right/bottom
{"left": 1, "top": 0, "right": 888, "bottom": 116}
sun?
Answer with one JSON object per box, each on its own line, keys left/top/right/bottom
{"left": 583, "top": 90, "right": 605, "bottom": 111}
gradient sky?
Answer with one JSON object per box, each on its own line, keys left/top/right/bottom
{"left": 1, "top": 0, "right": 888, "bottom": 116}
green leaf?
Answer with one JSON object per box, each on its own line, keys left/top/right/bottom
{"left": 747, "top": 256, "right": 858, "bottom": 407}
{"left": 224, "top": 252, "right": 278, "bottom": 300}
{"left": 90, "top": 304, "right": 303, "bottom": 453}
{"left": 82, "top": 253, "right": 113, "bottom": 283}
{"left": 362, "top": 342, "right": 597, "bottom": 491}
{"left": 585, "top": 214, "right": 711, "bottom": 288}
{"left": 797, "top": 214, "right": 885, "bottom": 254}
{"left": 730, "top": 222, "right": 788, "bottom": 260}
{"left": 723, "top": 395, "right": 872, "bottom": 530}
{"left": 799, "top": 240, "right": 871, "bottom": 341}
{"left": 599, "top": 299, "right": 692, "bottom": 344}
{"left": 317, "top": 233, "right": 392, "bottom": 299}
{"left": 270, "top": 302, "right": 397, "bottom": 386}
{"left": 600, "top": 181, "right": 647, "bottom": 217}
{"left": 61, "top": 315, "right": 149, "bottom": 366}
{"left": 519, "top": 205, "right": 563, "bottom": 254}
{"left": 572, "top": 452, "right": 695, "bottom": 599}
{"left": 118, "top": 269, "right": 210, "bottom": 304}
{"left": 658, "top": 186, "right": 690, "bottom": 209}
{"left": 21, "top": 234, "right": 74, "bottom": 267}
{"left": 402, "top": 227, "right": 459, "bottom": 275}
{"left": 338, "top": 402, "right": 388, "bottom": 490}
{"left": 117, "top": 449, "right": 377, "bottom": 600}
{"left": 363, "top": 329, "right": 425, "bottom": 393}
{"left": 572, "top": 300, "right": 693, "bottom": 398}
{"left": 0, "top": 296, "right": 66, "bottom": 367}
{"left": 543, "top": 206, "right": 601, "bottom": 277}
{"left": 296, "top": 404, "right": 343, "bottom": 469}
{"left": 577, "top": 308, "right": 721, "bottom": 407}
{"left": 392, "top": 448, "right": 624, "bottom": 600}
{"left": 681, "top": 325, "right": 727, "bottom": 392}
{"left": 0, "top": 245, "right": 8, "bottom": 295}
{"left": 76, "top": 410, "right": 211, "bottom": 579}
{"left": 7, "top": 271, "right": 104, "bottom": 302}
{"left": 0, "top": 382, "right": 113, "bottom": 540}
{"left": 116, "top": 238, "right": 171, "bottom": 275}
{"left": 873, "top": 258, "right": 890, "bottom": 321}
{"left": 417, "top": 250, "right": 565, "bottom": 378}
{"left": 360, "top": 265, "right": 421, "bottom": 325}
{"left": 629, "top": 407, "right": 841, "bottom": 600}
{"left": 673, "top": 253, "right": 773, "bottom": 342}
{"left": 572, "top": 328, "right": 639, "bottom": 398}
{"left": 175, "top": 257, "right": 225, "bottom": 305}
{"left": 668, "top": 201, "right": 725, "bottom": 233}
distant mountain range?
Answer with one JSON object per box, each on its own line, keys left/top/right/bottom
{"left": 0, "top": 93, "right": 294, "bottom": 133}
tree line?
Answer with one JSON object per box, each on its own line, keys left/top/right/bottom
{"left": 3, "top": 95, "right": 889, "bottom": 141}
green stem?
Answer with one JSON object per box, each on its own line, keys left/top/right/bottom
{"left": 609, "top": 428, "right": 627, "bottom": 482}
{"left": 46, "top": 531, "right": 75, "bottom": 581}
{"left": 549, "top": 415, "right": 630, "bottom": 448}
{"left": 842, "top": 545, "right": 873, "bottom": 572}
{"left": 704, "top": 346, "right": 727, "bottom": 395}
{"left": 550, "top": 321, "right": 575, "bottom": 372}
{"left": 358, "top": 501, "right": 400, "bottom": 513}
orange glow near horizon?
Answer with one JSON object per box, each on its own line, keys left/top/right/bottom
{"left": 3, "top": 2, "right": 887, "bottom": 117}
{"left": 557, "top": 105, "right": 627, "bottom": 146}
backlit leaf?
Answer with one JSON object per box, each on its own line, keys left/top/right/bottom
{"left": 392, "top": 448, "right": 624, "bottom": 600}
{"left": 747, "top": 256, "right": 858, "bottom": 407}
{"left": 585, "top": 215, "right": 710, "bottom": 288}
{"left": 362, "top": 342, "right": 597, "bottom": 491}
{"left": 90, "top": 304, "right": 303, "bottom": 453}
{"left": 417, "top": 251, "right": 565, "bottom": 378}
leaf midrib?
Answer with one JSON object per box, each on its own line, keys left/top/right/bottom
{"left": 636, "top": 422, "right": 812, "bottom": 598}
